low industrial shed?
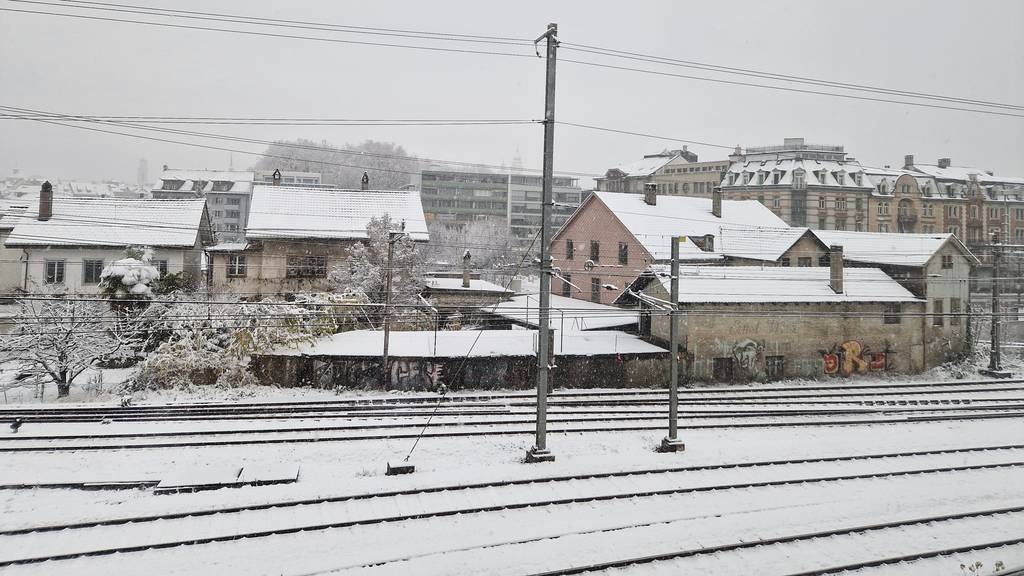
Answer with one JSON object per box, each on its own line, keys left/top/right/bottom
{"left": 620, "top": 263, "right": 928, "bottom": 382}
{"left": 252, "top": 329, "right": 668, "bottom": 391}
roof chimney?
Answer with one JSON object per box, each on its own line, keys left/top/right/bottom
{"left": 643, "top": 182, "right": 657, "bottom": 206}
{"left": 38, "top": 181, "right": 53, "bottom": 221}
{"left": 462, "top": 250, "right": 472, "bottom": 288}
{"left": 712, "top": 186, "right": 722, "bottom": 218}
{"left": 903, "top": 155, "right": 914, "bottom": 169}
{"left": 938, "top": 158, "right": 951, "bottom": 169}
{"left": 162, "top": 164, "right": 168, "bottom": 171}
{"left": 271, "top": 169, "right": 282, "bottom": 186}
{"left": 361, "top": 172, "right": 370, "bottom": 191}
{"left": 829, "top": 244, "right": 844, "bottom": 294}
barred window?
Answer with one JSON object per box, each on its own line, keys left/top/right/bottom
{"left": 287, "top": 256, "right": 327, "bottom": 278}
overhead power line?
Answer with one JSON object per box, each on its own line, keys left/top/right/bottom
{"left": 560, "top": 43, "right": 1024, "bottom": 112}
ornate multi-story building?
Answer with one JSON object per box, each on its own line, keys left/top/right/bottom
{"left": 595, "top": 148, "right": 730, "bottom": 197}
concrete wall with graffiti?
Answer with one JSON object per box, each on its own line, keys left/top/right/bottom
{"left": 647, "top": 301, "right": 928, "bottom": 382}
{"left": 251, "top": 352, "right": 669, "bottom": 391}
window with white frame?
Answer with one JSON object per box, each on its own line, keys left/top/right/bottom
{"left": 45, "top": 260, "right": 65, "bottom": 284}
{"left": 82, "top": 259, "right": 104, "bottom": 284}
{"left": 227, "top": 255, "right": 247, "bottom": 278}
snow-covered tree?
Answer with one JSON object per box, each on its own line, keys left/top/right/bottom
{"left": 329, "top": 214, "right": 426, "bottom": 309}
{"left": 0, "top": 293, "right": 138, "bottom": 397}
{"left": 424, "top": 218, "right": 514, "bottom": 271}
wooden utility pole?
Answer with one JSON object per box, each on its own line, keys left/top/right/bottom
{"left": 659, "top": 236, "right": 685, "bottom": 452}
{"left": 526, "top": 22, "right": 558, "bottom": 464}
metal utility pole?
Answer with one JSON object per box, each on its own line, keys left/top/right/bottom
{"left": 659, "top": 236, "right": 685, "bottom": 452}
{"left": 981, "top": 232, "right": 1011, "bottom": 377}
{"left": 526, "top": 22, "right": 558, "bottom": 464}
{"left": 381, "top": 228, "right": 405, "bottom": 389}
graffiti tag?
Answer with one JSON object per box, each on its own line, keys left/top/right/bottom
{"left": 822, "top": 340, "right": 887, "bottom": 377}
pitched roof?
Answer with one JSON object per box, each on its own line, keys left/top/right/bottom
{"left": 811, "top": 230, "right": 979, "bottom": 267}
{"left": 605, "top": 155, "right": 678, "bottom": 177}
{"left": 725, "top": 158, "right": 870, "bottom": 188}
{"left": 484, "top": 293, "right": 638, "bottom": 330}
{"left": 718, "top": 226, "right": 822, "bottom": 262}
{"left": 5, "top": 198, "right": 208, "bottom": 247}
{"left": 270, "top": 329, "right": 664, "bottom": 358}
{"left": 246, "top": 185, "right": 429, "bottom": 241}
{"left": 0, "top": 201, "right": 34, "bottom": 230}
{"left": 655, "top": 266, "right": 922, "bottom": 304}
{"left": 588, "top": 191, "right": 788, "bottom": 260}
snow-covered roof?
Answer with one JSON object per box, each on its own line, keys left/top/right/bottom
{"left": 812, "top": 230, "right": 979, "bottom": 267}
{"left": 605, "top": 155, "right": 678, "bottom": 177}
{"left": 206, "top": 241, "right": 251, "bottom": 252}
{"left": 908, "top": 164, "right": 1022, "bottom": 185}
{"left": 725, "top": 158, "right": 870, "bottom": 189}
{"left": 152, "top": 170, "right": 254, "bottom": 196}
{"left": 271, "top": 329, "right": 665, "bottom": 358}
{"left": 423, "top": 277, "right": 511, "bottom": 293}
{"left": 0, "top": 201, "right": 34, "bottom": 230}
{"left": 5, "top": 198, "right": 209, "bottom": 247}
{"left": 589, "top": 191, "right": 788, "bottom": 260}
{"left": 658, "top": 266, "right": 922, "bottom": 304}
{"left": 246, "top": 185, "right": 429, "bottom": 241}
{"left": 484, "top": 293, "right": 638, "bottom": 331}
{"left": 718, "top": 226, "right": 820, "bottom": 262}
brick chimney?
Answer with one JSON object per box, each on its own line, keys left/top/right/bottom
{"left": 938, "top": 158, "right": 951, "bottom": 169}
{"left": 829, "top": 245, "right": 844, "bottom": 294}
{"left": 903, "top": 155, "right": 914, "bottom": 169}
{"left": 712, "top": 186, "right": 722, "bottom": 218}
{"left": 462, "top": 250, "right": 471, "bottom": 288}
{"left": 361, "top": 172, "right": 370, "bottom": 191}
{"left": 643, "top": 182, "right": 656, "bottom": 206}
{"left": 271, "top": 169, "right": 282, "bottom": 186}
{"left": 38, "top": 181, "right": 53, "bottom": 221}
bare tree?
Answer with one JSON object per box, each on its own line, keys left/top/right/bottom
{"left": 424, "top": 218, "right": 514, "bottom": 271}
{"left": 0, "top": 294, "right": 138, "bottom": 397}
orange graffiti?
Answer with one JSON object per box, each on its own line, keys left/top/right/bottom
{"left": 839, "top": 340, "right": 870, "bottom": 377}
{"left": 869, "top": 352, "right": 887, "bottom": 371}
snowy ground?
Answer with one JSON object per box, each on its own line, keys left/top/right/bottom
{"left": 0, "top": 386, "right": 1022, "bottom": 575}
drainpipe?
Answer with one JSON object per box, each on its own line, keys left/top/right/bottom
{"left": 21, "top": 249, "right": 29, "bottom": 291}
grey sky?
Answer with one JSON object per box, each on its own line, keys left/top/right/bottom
{"left": 1, "top": 0, "right": 1022, "bottom": 185}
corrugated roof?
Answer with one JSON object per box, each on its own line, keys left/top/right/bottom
{"left": 271, "top": 329, "right": 664, "bottom": 357}
{"left": 485, "top": 293, "right": 638, "bottom": 330}
{"left": 246, "top": 185, "right": 429, "bottom": 241}
{"left": 657, "top": 266, "right": 922, "bottom": 304}
{"left": 593, "top": 191, "right": 788, "bottom": 260}
{"left": 5, "top": 198, "right": 208, "bottom": 247}
{"left": 812, "top": 230, "right": 979, "bottom": 267}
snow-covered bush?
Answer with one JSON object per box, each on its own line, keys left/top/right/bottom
{"left": 131, "top": 296, "right": 337, "bottom": 390}
{"left": 100, "top": 247, "right": 160, "bottom": 300}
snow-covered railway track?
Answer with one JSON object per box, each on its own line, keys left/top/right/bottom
{"left": 2, "top": 410, "right": 1023, "bottom": 452}
{"left": 4, "top": 403, "right": 1024, "bottom": 442}
{"left": 525, "top": 509, "right": 1024, "bottom": 576}
{"left": 0, "top": 446, "right": 1020, "bottom": 568}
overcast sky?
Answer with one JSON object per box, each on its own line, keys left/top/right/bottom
{"left": 1, "top": 0, "right": 1021, "bottom": 186}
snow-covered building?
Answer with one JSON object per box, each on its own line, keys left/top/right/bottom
{"left": 208, "top": 185, "right": 428, "bottom": 296}
{"left": 0, "top": 200, "right": 34, "bottom": 292}
{"left": 812, "top": 230, "right": 978, "bottom": 362}
{"left": 481, "top": 293, "right": 638, "bottom": 332}
{"left": 3, "top": 184, "right": 212, "bottom": 293}
{"left": 594, "top": 148, "right": 732, "bottom": 196}
{"left": 550, "top": 188, "right": 787, "bottom": 304}
{"left": 720, "top": 138, "right": 872, "bottom": 229}
{"left": 150, "top": 169, "right": 255, "bottom": 240}
{"left": 253, "top": 329, "right": 667, "bottom": 390}
{"left": 717, "top": 225, "right": 829, "bottom": 267}
{"left": 624, "top": 262, "right": 928, "bottom": 382}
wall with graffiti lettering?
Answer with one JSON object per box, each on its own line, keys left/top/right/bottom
{"left": 821, "top": 340, "right": 888, "bottom": 377}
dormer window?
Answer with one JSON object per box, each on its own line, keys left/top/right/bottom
{"left": 212, "top": 181, "right": 235, "bottom": 192}
{"left": 772, "top": 172, "right": 782, "bottom": 185}
{"left": 835, "top": 172, "right": 845, "bottom": 185}
{"left": 742, "top": 173, "right": 751, "bottom": 185}
{"left": 757, "top": 172, "right": 766, "bottom": 185}
{"left": 161, "top": 179, "right": 184, "bottom": 190}
{"left": 853, "top": 172, "right": 862, "bottom": 186}
{"left": 192, "top": 180, "right": 209, "bottom": 192}
{"left": 792, "top": 169, "right": 805, "bottom": 190}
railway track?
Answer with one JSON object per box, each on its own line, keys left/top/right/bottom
{"left": 525, "top": 509, "right": 1024, "bottom": 576}
{"left": 0, "top": 445, "right": 1020, "bottom": 567}
{"left": 4, "top": 403, "right": 1024, "bottom": 442}
{"left": 2, "top": 410, "right": 1022, "bottom": 452}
